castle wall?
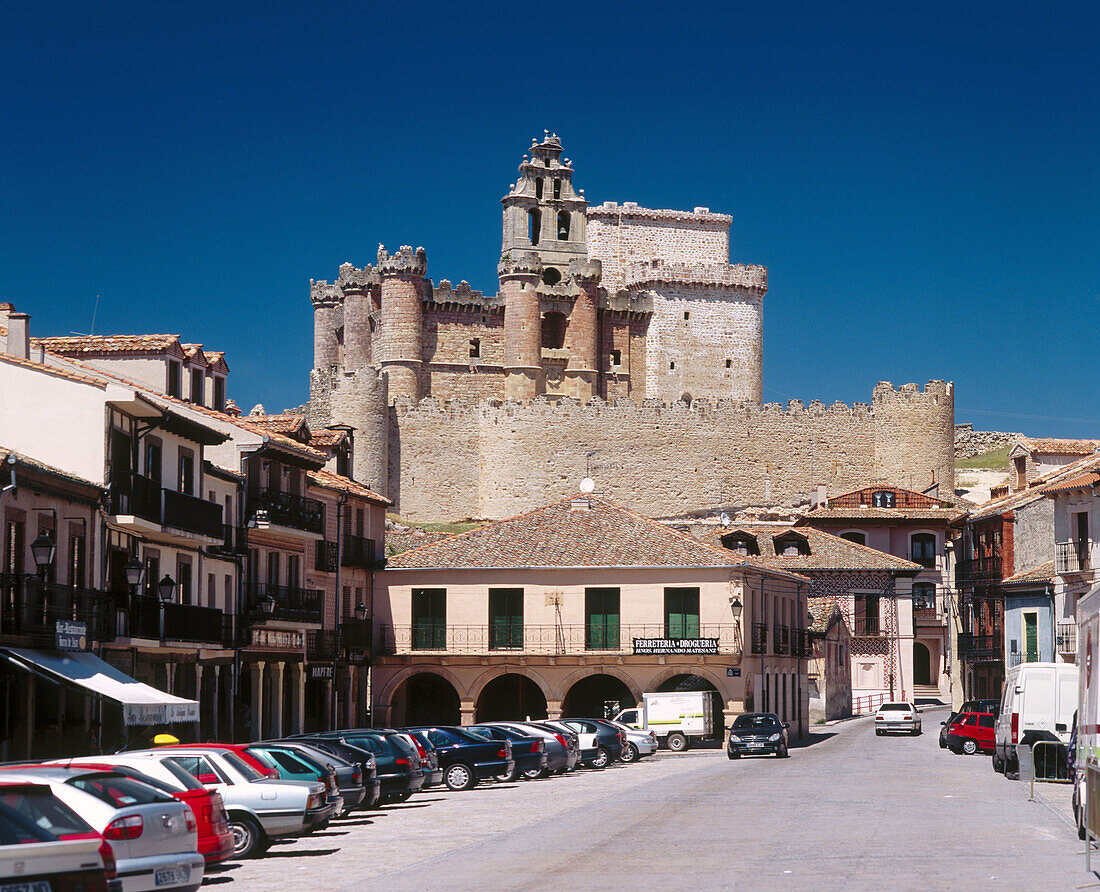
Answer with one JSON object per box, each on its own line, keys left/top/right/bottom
{"left": 422, "top": 306, "right": 505, "bottom": 378}
{"left": 387, "top": 384, "right": 954, "bottom": 522}
{"left": 871, "top": 381, "right": 955, "bottom": 493}
{"left": 644, "top": 285, "right": 763, "bottom": 403}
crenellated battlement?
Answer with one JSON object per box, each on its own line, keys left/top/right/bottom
{"left": 587, "top": 201, "right": 732, "bottom": 228}
{"left": 429, "top": 279, "right": 491, "bottom": 307}
{"left": 622, "top": 260, "right": 768, "bottom": 293}
{"left": 310, "top": 279, "right": 344, "bottom": 307}
{"left": 871, "top": 379, "right": 954, "bottom": 405}
{"left": 337, "top": 262, "right": 379, "bottom": 291}
{"left": 377, "top": 244, "right": 427, "bottom": 277}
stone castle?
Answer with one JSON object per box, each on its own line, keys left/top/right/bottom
{"left": 307, "top": 133, "right": 955, "bottom": 521}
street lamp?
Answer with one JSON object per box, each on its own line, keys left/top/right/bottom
{"left": 354, "top": 602, "right": 367, "bottom": 622}
{"left": 729, "top": 597, "right": 743, "bottom": 620}
{"left": 260, "top": 593, "right": 276, "bottom": 616}
{"left": 157, "top": 574, "right": 175, "bottom": 641}
{"left": 124, "top": 557, "right": 145, "bottom": 590}
{"left": 30, "top": 532, "right": 56, "bottom": 578}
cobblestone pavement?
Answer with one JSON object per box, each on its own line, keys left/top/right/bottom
{"left": 208, "top": 709, "right": 1093, "bottom": 891}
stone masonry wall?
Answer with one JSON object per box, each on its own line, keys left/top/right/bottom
{"left": 388, "top": 382, "right": 955, "bottom": 521}
{"left": 953, "top": 424, "right": 1021, "bottom": 460}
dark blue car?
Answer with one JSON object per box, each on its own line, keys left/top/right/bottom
{"left": 466, "top": 724, "right": 548, "bottom": 780}
{"left": 403, "top": 726, "right": 514, "bottom": 791}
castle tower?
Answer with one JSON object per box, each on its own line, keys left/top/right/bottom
{"left": 564, "top": 258, "right": 601, "bottom": 400}
{"left": 499, "top": 252, "right": 543, "bottom": 400}
{"left": 339, "top": 262, "right": 379, "bottom": 372}
{"left": 310, "top": 280, "right": 343, "bottom": 371}
{"left": 872, "top": 380, "right": 956, "bottom": 493}
{"left": 377, "top": 244, "right": 426, "bottom": 401}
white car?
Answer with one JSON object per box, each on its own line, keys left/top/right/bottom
{"left": 0, "top": 766, "right": 203, "bottom": 892}
{"left": 874, "top": 702, "right": 921, "bottom": 736}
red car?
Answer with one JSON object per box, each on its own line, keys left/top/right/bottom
{"left": 945, "top": 711, "right": 996, "bottom": 754}
{"left": 48, "top": 757, "right": 235, "bottom": 865}
{"left": 153, "top": 743, "right": 279, "bottom": 779}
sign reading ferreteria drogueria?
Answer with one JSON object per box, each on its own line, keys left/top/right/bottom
{"left": 632, "top": 638, "right": 719, "bottom": 655}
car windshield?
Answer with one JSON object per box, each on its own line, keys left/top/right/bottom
{"left": 0, "top": 787, "right": 93, "bottom": 837}
{"left": 69, "top": 774, "right": 173, "bottom": 807}
{"left": 155, "top": 759, "right": 204, "bottom": 791}
{"left": 733, "top": 715, "right": 780, "bottom": 731}
{"left": 879, "top": 703, "right": 911, "bottom": 711}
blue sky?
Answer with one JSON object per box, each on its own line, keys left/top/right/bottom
{"left": 2, "top": 1, "right": 1097, "bottom": 436}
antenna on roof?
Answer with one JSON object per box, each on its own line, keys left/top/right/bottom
{"left": 579, "top": 477, "right": 595, "bottom": 494}
{"left": 69, "top": 294, "right": 100, "bottom": 336}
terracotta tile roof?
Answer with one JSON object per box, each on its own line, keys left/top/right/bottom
{"left": 308, "top": 429, "right": 348, "bottom": 448}
{"left": 1042, "top": 471, "right": 1100, "bottom": 494}
{"left": 181, "top": 344, "right": 209, "bottom": 365}
{"left": 1017, "top": 437, "right": 1100, "bottom": 456}
{"left": 388, "top": 496, "right": 806, "bottom": 576}
{"left": 801, "top": 506, "right": 962, "bottom": 522}
{"left": 808, "top": 598, "right": 843, "bottom": 633}
{"left": 969, "top": 453, "right": 1100, "bottom": 519}
{"left": 386, "top": 528, "right": 453, "bottom": 556}
{"left": 36, "top": 334, "right": 182, "bottom": 355}
{"left": 0, "top": 352, "right": 108, "bottom": 388}
{"left": 247, "top": 414, "right": 307, "bottom": 436}
{"left": 1003, "top": 560, "right": 1055, "bottom": 585}
{"left": 823, "top": 484, "right": 960, "bottom": 510}
{"left": 712, "top": 524, "right": 921, "bottom": 572}
{"left": 307, "top": 468, "right": 391, "bottom": 505}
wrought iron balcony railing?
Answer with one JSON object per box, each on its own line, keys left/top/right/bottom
{"left": 852, "top": 616, "right": 885, "bottom": 637}
{"left": 162, "top": 489, "right": 224, "bottom": 539}
{"left": 791, "top": 628, "right": 813, "bottom": 658}
{"left": 1057, "top": 622, "right": 1077, "bottom": 654}
{"left": 244, "top": 584, "right": 324, "bottom": 624}
{"left": 958, "top": 632, "right": 1003, "bottom": 662}
{"left": 210, "top": 524, "right": 247, "bottom": 555}
{"left": 341, "top": 535, "right": 377, "bottom": 569}
{"left": 117, "top": 595, "right": 227, "bottom": 645}
{"left": 378, "top": 623, "right": 742, "bottom": 656}
{"left": 247, "top": 488, "right": 325, "bottom": 535}
{"left": 0, "top": 574, "right": 114, "bottom": 643}
{"left": 315, "top": 540, "right": 338, "bottom": 572}
{"left": 1056, "top": 540, "right": 1092, "bottom": 574}
{"left": 750, "top": 622, "right": 767, "bottom": 654}
{"left": 108, "top": 473, "right": 224, "bottom": 539}
{"left": 957, "top": 555, "right": 1003, "bottom": 583}
{"left": 773, "top": 624, "right": 790, "bottom": 655}
{"left": 109, "top": 472, "right": 161, "bottom": 524}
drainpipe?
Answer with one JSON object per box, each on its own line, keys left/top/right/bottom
{"left": 330, "top": 489, "right": 347, "bottom": 730}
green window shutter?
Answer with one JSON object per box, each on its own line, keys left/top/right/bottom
{"left": 412, "top": 588, "right": 446, "bottom": 650}
{"left": 585, "top": 588, "right": 621, "bottom": 649}
{"left": 665, "top": 588, "right": 700, "bottom": 638}
{"left": 489, "top": 588, "right": 523, "bottom": 649}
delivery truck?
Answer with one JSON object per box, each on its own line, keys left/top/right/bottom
{"left": 614, "top": 691, "right": 715, "bottom": 751}
{"left": 1074, "top": 584, "right": 1100, "bottom": 848}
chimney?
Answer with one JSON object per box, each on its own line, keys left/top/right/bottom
{"left": 6, "top": 312, "right": 30, "bottom": 360}
{"left": 810, "top": 483, "right": 827, "bottom": 510}
{"left": 570, "top": 496, "right": 593, "bottom": 512}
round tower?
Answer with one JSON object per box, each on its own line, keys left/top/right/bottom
{"left": 310, "top": 280, "right": 342, "bottom": 370}
{"left": 338, "top": 263, "right": 378, "bottom": 372}
{"left": 564, "top": 258, "right": 601, "bottom": 400}
{"left": 872, "top": 380, "right": 956, "bottom": 493}
{"left": 377, "top": 244, "right": 426, "bottom": 402}
{"left": 500, "top": 252, "right": 543, "bottom": 400}
{"left": 329, "top": 366, "right": 389, "bottom": 499}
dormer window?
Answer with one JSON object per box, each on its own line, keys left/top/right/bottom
{"left": 720, "top": 532, "right": 760, "bottom": 556}
{"left": 167, "top": 361, "right": 181, "bottom": 398}
{"left": 190, "top": 368, "right": 204, "bottom": 406}
{"left": 212, "top": 376, "right": 226, "bottom": 412}
{"left": 871, "top": 491, "right": 895, "bottom": 508}
{"left": 773, "top": 533, "right": 810, "bottom": 556}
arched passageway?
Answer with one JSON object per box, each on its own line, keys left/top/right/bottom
{"left": 475, "top": 673, "right": 548, "bottom": 722}
{"left": 561, "top": 673, "right": 637, "bottom": 719}
{"left": 656, "top": 673, "right": 724, "bottom": 740}
{"left": 913, "top": 642, "right": 933, "bottom": 686}
{"left": 391, "top": 672, "right": 461, "bottom": 726}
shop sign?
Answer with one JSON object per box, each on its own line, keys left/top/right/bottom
{"left": 632, "top": 637, "right": 719, "bottom": 656}
{"left": 310, "top": 665, "right": 334, "bottom": 680}
{"left": 55, "top": 620, "right": 87, "bottom": 652}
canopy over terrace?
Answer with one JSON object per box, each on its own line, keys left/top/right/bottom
{"left": 1, "top": 647, "right": 198, "bottom": 726}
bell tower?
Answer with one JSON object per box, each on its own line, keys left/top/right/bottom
{"left": 501, "top": 131, "right": 588, "bottom": 281}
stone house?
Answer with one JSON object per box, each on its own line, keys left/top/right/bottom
{"left": 807, "top": 600, "right": 852, "bottom": 723}
{"left": 376, "top": 495, "right": 810, "bottom": 738}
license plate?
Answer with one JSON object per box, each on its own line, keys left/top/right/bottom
{"left": 155, "top": 866, "right": 191, "bottom": 886}
{"left": 1, "top": 883, "right": 52, "bottom": 892}
{"left": 747, "top": 742, "right": 764, "bottom": 748}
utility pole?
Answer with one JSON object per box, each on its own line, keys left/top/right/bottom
{"left": 330, "top": 490, "right": 347, "bottom": 730}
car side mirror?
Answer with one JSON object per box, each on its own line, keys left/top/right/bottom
{"left": 940, "top": 721, "right": 946, "bottom": 726}
{"left": 783, "top": 723, "right": 790, "bottom": 729}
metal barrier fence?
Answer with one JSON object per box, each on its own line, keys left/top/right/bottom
{"left": 1021, "top": 740, "right": 1071, "bottom": 802}
{"left": 853, "top": 693, "right": 888, "bottom": 715}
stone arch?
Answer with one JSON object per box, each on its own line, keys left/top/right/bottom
{"left": 647, "top": 665, "right": 729, "bottom": 696}
{"left": 378, "top": 664, "right": 468, "bottom": 707}
{"left": 391, "top": 672, "right": 462, "bottom": 726}
{"left": 913, "top": 641, "right": 933, "bottom": 686}
{"left": 468, "top": 665, "right": 553, "bottom": 707}
{"left": 475, "top": 673, "right": 549, "bottom": 722}
{"left": 554, "top": 665, "right": 643, "bottom": 705}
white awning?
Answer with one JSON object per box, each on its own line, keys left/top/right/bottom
{"left": 1, "top": 648, "right": 199, "bottom": 725}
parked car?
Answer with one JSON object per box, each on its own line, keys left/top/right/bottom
{"left": 244, "top": 744, "right": 344, "bottom": 817}
{"left": 606, "top": 720, "right": 658, "bottom": 762}
{"left": 128, "top": 746, "right": 328, "bottom": 859}
{"left": 301, "top": 729, "right": 425, "bottom": 804}
{"left": 0, "top": 766, "right": 204, "bottom": 892}
{"left": 727, "top": 713, "right": 790, "bottom": 758}
{"left": 399, "top": 730, "right": 445, "bottom": 787}
{"left": 489, "top": 721, "right": 577, "bottom": 775}
{"left": 541, "top": 719, "right": 599, "bottom": 765}
{"left": 404, "top": 726, "right": 514, "bottom": 791}
{"left": 264, "top": 740, "right": 371, "bottom": 811}
{"left": 0, "top": 787, "right": 112, "bottom": 892}
{"left": 939, "top": 700, "right": 1001, "bottom": 749}
{"left": 280, "top": 737, "right": 380, "bottom": 808}
{"left": 994, "top": 661, "right": 1077, "bottom": 776}
{"left": 0, "top": 780, "right": 117, "bottom": 891}
{"left": 874, "top": 702, "right": 921, "bottom": 736}
{"left": 465, "top": 725, "right": 548, "bottom": 780}
{"left": 49, "top": 755, "right": 234, "bottom": 866}
{"left": 945, "top": 711, "right": 996, "bottom": 754}
{"left": 559, "top": 719, "right": 626, "bottom": 768}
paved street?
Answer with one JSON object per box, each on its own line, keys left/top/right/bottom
{"left": 211, "top": 709, "right": 1092, "bottom": 891}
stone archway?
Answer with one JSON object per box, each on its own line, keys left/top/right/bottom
{"left": 475, "top": 673, "right": 548, "bottom": 722}
{"left": 390, "top": 672, "right": 461, "bottom": 727}
{"left": 913, "top": 641, "right": 933, "bottom": 687}
{"left": 561, "top": 673, "right": 638, "bottom": 719}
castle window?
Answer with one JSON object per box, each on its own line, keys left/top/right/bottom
{"left": 684, "top": 311, "right": 690, "bottom": 321}
{"left": 528, "top": 208, "right": 541, "bottom": 246}
{"left": 871, "top": 491, "right": 896, "bottom": 509}
{"left": 669, "top": 361, "right": 675, "bottom": 370}
{"left": 610, "top": 349, "right": 621, "bottom": 367}
{"left": 541, "top": 311, "right": 567, "bottom": 350}
{"left": 553, "top": 179, "right": 561, "bottom": 199}
{"left": 557, "top": 211, "right": 570, "bottom": 240}
{"left": 725, "top": 359, "right": 732, "bottom": 369}
{"left": 469, "top": 338, "right": 480, "bottom": 358}
{"left": 542, "top": 267, "right": 561, "bottom": 286}
{"left": 535, "top": 178, "right": 543, "bottom": 200}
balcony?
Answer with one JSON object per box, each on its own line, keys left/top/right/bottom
{"left": 1056, "top": 540, "right": 1092, "bottom": 574}
{"left": 852, "top": 616, "right": 885, "bottom": 637}
{"left": 211, "top": 525, "right": 247, "bottom": 556}
{"left": 958, "top": 632, "right": 1003, "bottom": 663}
{"left": 109, "top": 473, "right": 223, "bottom": 540}
{"left": 307, "top": 629, "right": 336, "bottom": 661}
{"left": 957, "top": 555, "right": 1003, "bottom": 584}
{"left": 791, "top": 628, "right": 813, "bottom": 658}
{"left": 773, "top": 624, "right": 790, "bottom": 655}
{"left": 341, "top": 535, "right": 377, "bottom": 569}
{"left": 1057, "top": 622, "right": 1077, "bottom": 654}
{"left": 244, "top": 584, "right": 323, "bottom": 624}
{"left": 378, "top": 623, "right": 743, "bottom": 656}
{"left": 117, "top": 595, "right": 227, "bottom": 645}
{"left": 306, "top": 622, "right": 371, "bottom": 661}
{"left": 247, "top": 488, "right": 324, "bottom": 535}
{"left": 315, "top": 540, "right": 338, "bottom": 573}
{"left": 0, "top": 575, "right": 114, "bottom": 644}
{"left": 341, "top": 619, "right": 371, "bottom": 652}
{"left": 750, "top": 622, "right": 767, "bottom": 655}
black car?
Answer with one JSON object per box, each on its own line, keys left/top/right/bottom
{"left": 281, "top": 736, "right": 381, "bottom": 807}
{"left": 466, "top": 724, "right": 548, "bottom": 780}
{"left": 401, "top": 730, "right": 445, "bottom": 787}
{"left": 404, "top": 726, "right": 515, "bottom": 791}
{"left": 561, "top": 719, "right": 627, "bottom": 768}
{"left": 297, "top": 729, "right": 426, "bottom": 804}
{"left": 727, "top": 713, "right": 789, "bottom": 758}
{"left": 265, "top": 739, "right": 375, "bottom": 812}
{"left": 938, "top": 699, "right": 1000, "bottom": 749}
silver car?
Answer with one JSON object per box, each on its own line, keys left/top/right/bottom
{"left": 0, "top": 766, "right": 204, "bottom": 892}
{"left": 874, "top": 701, "right": 922, "bottom": 736}
{"left": 129, "top": 747, "right": 328, "bottom": 858}
{"left": 607, "top": 720, "right": 658, "bottom": 762}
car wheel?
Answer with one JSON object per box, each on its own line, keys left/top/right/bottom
{"left": 727, "top": 752, "right": 738, "bottom": 760}
{"left": 522, "top": 766, "right": 549, "bottom": 780}
{"left": 590, "top": 745, "right": 612, "bottom": 769}
{"left": 962, "top": 738, "right": 978, "bottom": 755}
{"left": 778, "top": 745, "right": 789, "bottom": 758}
{"left": 230, "top": 814, "right": 267, "bottom": 859}
{"left": 495, "top": 764, "right": 519, "bottom": 782}
{"left": 620, "top": 743, "right": 639, "bottom": 763}
{"left": 389, "top": 790, "right": 413, "bottom": 803}
{"left": 666, "top": 732, "right": 688, "bottom": 752}
{"left": 444, "top": 762, "right": 477, "bottom": 791}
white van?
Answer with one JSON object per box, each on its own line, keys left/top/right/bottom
{"left": 993, "top": 661, "right": 1078, "bottom": 775}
